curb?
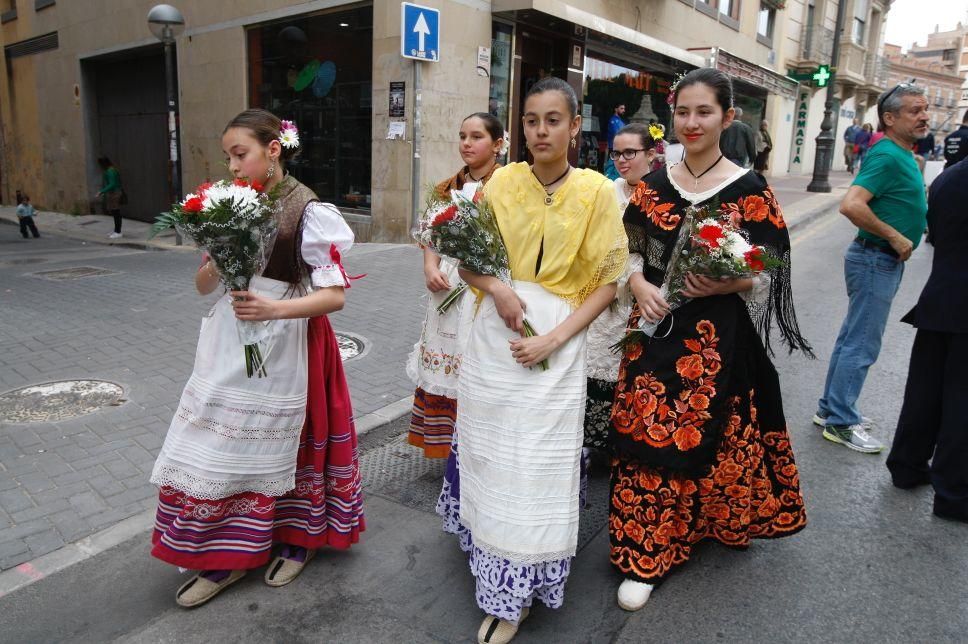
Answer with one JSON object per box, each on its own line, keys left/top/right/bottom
{"left": 0, "top": 394, "right": 414, "bottom": 598}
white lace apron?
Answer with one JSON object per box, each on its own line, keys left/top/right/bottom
{"left": 456, "top": 281, "right": 586, "bottom": 563}
{"left": 150, "top": 275, "right": 308, "bottom": 500}
{"left": 405, "top": 258, "right": 475, "bottom": 398}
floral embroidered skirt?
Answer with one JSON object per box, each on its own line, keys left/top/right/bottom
{"left": 609, "top": 391, "right": 806, "bottom": 584}
{"left": 583, "top": 377, "right": 616, "bottom": 451}
{"left": 152, "top": 316, "right": 365, "bottom": 570}
{"left": 437, "top": 439, "right": 575, "bottom": 623}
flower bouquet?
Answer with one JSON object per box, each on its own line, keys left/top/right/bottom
{"left": 414, "top": 189, "right": 548, "bottom": 370}
{"left": 612, "top": 205, "right": 783, "bottom": 352}
{"left": 150, "top": 178, "right": 278, "bottom": 377}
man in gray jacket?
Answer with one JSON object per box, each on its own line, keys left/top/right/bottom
{"left": 719, "top": 106, "right": 756, "bottom": 167}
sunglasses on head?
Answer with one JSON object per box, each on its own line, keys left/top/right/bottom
{"left": 877, "top": 82, "right": 917, "bottom": 119}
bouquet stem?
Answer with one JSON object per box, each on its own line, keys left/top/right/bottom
{"left": 244, "top": 343, "right": 268, "bottom": 378}
{"left": 436, "top": 283, "right": 468, "bottom": 314}
{"left": 522, "top": 319, "right": 550, "bottom": 371}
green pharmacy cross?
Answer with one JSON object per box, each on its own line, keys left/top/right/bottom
{"left": 812, "top": 64, "right": 831, "bottom": 88}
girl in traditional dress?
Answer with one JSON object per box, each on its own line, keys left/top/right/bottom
{"left": 436, "top": 77, "right": 628, "bottom": 644}
{"left": 407, "top": 112, "right": 504, "bottom": 458}
{"left": 583, "top": 123, "right": 656, "bottom": 457}
{"left": 608, "top": 68, "right": 812, "bottom": 611}
{"left": 150, "top": 109, "right": 364, "bottom": 607}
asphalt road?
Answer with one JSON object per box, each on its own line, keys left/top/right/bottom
{"left": 0, "top": 211, "right": 965, "bottom": 643}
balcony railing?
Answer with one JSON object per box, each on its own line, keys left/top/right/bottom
{"left": 863, "top": 53, "right": 889, "bottom": 88}
{"left": 800, "top": 25, "right": 834, "bottom": 62}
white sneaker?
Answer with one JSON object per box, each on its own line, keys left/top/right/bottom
{"left": 617, "top": 579, "right": 654, "bottom": 611}
{"left": 108, "top": 232, "right": 123, "bottom": 239}
{"left": 812, "top": 412, "right": 874, "bottom": 431}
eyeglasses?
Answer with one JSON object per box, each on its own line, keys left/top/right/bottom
{"left": 608, "top": 148, "right": 647, "bottom": 161}
{"left": 877, "top": 82, "right": 917, "bottom": 118}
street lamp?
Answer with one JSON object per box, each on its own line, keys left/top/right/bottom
{"left": 806, "top": 0, "right": 848, "bottom": 193}
{"left": 148, "top": 4, "right": 185, "bottom": 244}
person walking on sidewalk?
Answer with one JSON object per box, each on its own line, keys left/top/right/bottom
{"left": 582, "top": 122, "right": 655, "bottom": 458}
{"left": 97, "top": 156, "right": 124, "bottom": 239}
{"left": 608, "top": 67, "right": 810, "bottom": 613}
{"left": 407, "top": 112, "right": 503, "bottom": 458}
{"left": 149, "top": 109, "right": 364, "bottom": 607}
{"left": 436, "top": 77, "right": 627, "bottom": 644}
{"left": 16, "top": 195, "right": 40, "bottom": 239}
{"left": 814, "top": 83, "right": 929, "bottom": 453}
{"left": 887, "top": 157, "right": 968, "bottom": 524}
{"left": 844, "top": 118, "right": 861, "bottom": 173}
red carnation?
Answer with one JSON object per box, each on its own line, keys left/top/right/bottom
{"left": 432, "top": 205, "right": 458, "bottom": 227}
{"left": 182, "top": 196, "right": 204, "bottom": 213}
{"left": 251, "top": 180, "right": 265, "bottom": 193}
{"left": 744, "top": 247, "right": 765, "bottom": 272}
{"left": 233, "top": 178, "right": 249, "bottom": 187}
{"left": 698, "top": 224, "right": 724, "bottom": 249}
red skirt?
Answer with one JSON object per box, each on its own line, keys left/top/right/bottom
{"left": 408, "top": 387, "right": 457, "bottom": 459}
{"left": 151, "top": 316, "right": 365, "bottom": 570}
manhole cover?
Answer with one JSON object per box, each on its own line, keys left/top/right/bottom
{"left": 0, "top": 380, "right": 125, "bottom": 423}
{"left": 335, "top": 332, "right": 365, "bottom": 361}
{"left": 30, "top": 266, "right": 119, "bottom": 281}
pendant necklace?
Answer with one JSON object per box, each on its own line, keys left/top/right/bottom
{"left": 532, "top": 165, "right": 571, "bottom": 205}
{"left": 682, "top": 154, "right": 724, "bottom": 190}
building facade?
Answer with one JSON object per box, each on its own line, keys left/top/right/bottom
{"left": 904, "top": 22, "right": 968, "bottom": 112}
{"left": 0, "top": 0, "right": 888, "bottom": 242}
{"left": 780, "top": 0, "right": 894, "bottom": 174}
{"left": 883, "top": 42, "right": 962, "bottom": 149}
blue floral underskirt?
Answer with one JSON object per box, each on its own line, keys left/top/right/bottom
{"left": 435, "top": 439, "right": 585, "bottom": 623}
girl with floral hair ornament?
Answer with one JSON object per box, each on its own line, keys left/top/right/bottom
{"left": 608, "top": 67, "right": 811, "bottom": 613}
{"left": 406, "top": 112, "right": 505, "bottom": 458}
{"left": 149, "top": 108, "right": 364, "bottom": 607}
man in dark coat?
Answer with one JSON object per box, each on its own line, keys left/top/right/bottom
{"left": 719, "top": 106, "right": 756, "bottom": 168}
{"left": 943, "top": 111, "right": 968, "bottom": 168}
{"left": 887, "top": 157, "right": 968, "bottom": 523}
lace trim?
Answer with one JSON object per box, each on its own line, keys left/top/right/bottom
{"left": 311, "top": 265, "right": 346, "bottom": 289}
{"left": 151, "top": 463, "right": 295, "bottom": 500}
{"left": 176, "top": 406, "right": 304, "bottom": 441}
{"left": 469, "top": 533, "right": 577, "bottom": 565}
{"left": 181, "top": 386, "right": 305, "bottom": 417}
{"left": 666, "top": 164, "right": 750, "bottom": 204}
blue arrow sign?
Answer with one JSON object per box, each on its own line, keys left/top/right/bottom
{"left": 401, "top": 2, "right": 440, "bottom": 62}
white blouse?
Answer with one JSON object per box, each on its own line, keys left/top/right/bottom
{"left": 300, "top": 201, "right": 356, "bottom": 289}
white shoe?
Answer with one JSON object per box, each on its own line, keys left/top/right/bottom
{"left": 617, "top": 579, "right": 654, "bottom": 611}
{"left": 108, "top": 232, "right": 122, "bottom": 239}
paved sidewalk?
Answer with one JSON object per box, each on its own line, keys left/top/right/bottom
{"left": 0, "top": 173, "right": 847, "bottom": 580}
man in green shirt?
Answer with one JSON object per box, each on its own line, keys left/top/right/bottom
{"left": 815, "top": 84, "right": 929, "bottom": 454}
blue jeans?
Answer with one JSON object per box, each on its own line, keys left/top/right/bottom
{"left": 818, "top": 241, "right": 905, "bottom": 427}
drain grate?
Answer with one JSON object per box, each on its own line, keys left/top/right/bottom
{"left": 362, "top": 435, "right": 609, "bottom": 552}
{"left": 335, "top": 332, "right": 365, "bottom": 361}
{"left": 0, "top": 380, "right": 125, "bottom": 423}
{"left": 30, "top": 266, "right": 120, "bottom": 281}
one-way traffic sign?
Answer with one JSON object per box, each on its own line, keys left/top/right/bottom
{"left": 401, "top": 2, "right": 440, "bottom": 62}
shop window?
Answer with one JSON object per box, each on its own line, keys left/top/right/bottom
{"left": 581, "top": 56, "right": 673, "bottom": 173}
{"left": 489, "top": 23, "right": 513, "bottom": 134}
{"left": 247, "top": 6, "right": 373, "bottom": 211}
{"left": 757, "top": 4, "right": 776, "bottom": 46}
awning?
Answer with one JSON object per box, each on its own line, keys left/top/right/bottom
{"left": 493, "top": 0, "right": 705, "bottom": 69}
{"left": 689, "top": 47, "right": 799, "bottom": 100}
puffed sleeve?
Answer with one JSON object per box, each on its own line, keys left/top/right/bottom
{"left": 300, "top": 201, "right": 356, "bottom": 289}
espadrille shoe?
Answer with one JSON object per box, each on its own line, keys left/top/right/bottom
{"left": 175, "top": 569, "right": 246, "bottom": 608}
{"left": 477, "top": 607, "right": 529, "bottom": 644}
{"left": 617, "top": 579, "right": 654, "bottom": 611}
{"left": 264, "top": 547, "right": 316, "bottom": 587}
